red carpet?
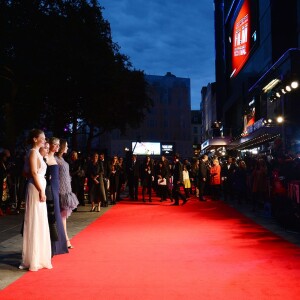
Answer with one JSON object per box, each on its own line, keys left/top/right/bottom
{"left": 1, "top": 193, "right": 300, "bottom": 299}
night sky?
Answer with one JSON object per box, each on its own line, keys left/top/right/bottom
{"left": 100, "top": 0, "right": 215, "bottom": 110}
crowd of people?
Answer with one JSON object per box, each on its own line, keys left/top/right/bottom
{"left": 1, "top": 130, "right": 300, "bottom": 271}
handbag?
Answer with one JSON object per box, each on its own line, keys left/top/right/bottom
{"left": 158, "top": 178, "right": 167, "bottom": 185}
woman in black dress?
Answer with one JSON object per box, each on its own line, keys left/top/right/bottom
{"left": 141, "top": 156, "right": 154, "bottom": 202}
{"left": 86, "top": 152, "right": 102, "bottom": 212}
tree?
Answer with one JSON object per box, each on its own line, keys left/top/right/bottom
{"left": 0, "top": 0, "right": 152, "bottom": 151}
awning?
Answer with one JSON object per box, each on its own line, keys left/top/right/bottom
{"left": 201, "top": 137, "right": 231, "bottom": 151}
{"left": 227, "top": 126, "right": 281, "bottom": 150}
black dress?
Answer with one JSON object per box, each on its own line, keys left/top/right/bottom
{"left": 87, "top": 162, "right": 101, "bottom": 204}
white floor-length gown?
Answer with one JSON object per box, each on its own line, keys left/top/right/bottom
{"left": 20, "top": 149, "right": 52, "bottom": 271}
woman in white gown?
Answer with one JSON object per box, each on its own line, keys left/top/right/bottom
{"left": 19, "top": 129, "right": 52, "bottom": 271}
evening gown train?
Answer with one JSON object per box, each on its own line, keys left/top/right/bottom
{"left": 46, "top": 165, "right": 69, "bottom": 256}
{"left": 20, "top": 149, "right": 52, "bottom": 271}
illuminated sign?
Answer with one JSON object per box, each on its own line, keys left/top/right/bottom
{"left": 243, "top": 107, "right": 255, "bottom": 135}
{"left": 161, "top": 143, "right": 175, "bottom": 155}
{"left": 231, "top": 0, "right": 251, "bottom": 77}
{"left": 201, "top": 140, "right": 209, "bottom": 150}
{"left": 244, "top": 118, "right": 264, "bottom": 136}
{"left": 132, "top": 142, "right": 161, "bottom": 155}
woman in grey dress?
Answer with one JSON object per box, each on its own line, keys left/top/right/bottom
{"left": 55, "top": 139, "right": 79, "bottom": 249}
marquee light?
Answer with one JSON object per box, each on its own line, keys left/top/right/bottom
{"left": 285, "top": 85, "right": 292, "bottom": 92}
{"left": 291, "top": 81, "right": 299, "bottom": 89}
{"left": 276, "top": 116, "right": 284, "bottom": 123}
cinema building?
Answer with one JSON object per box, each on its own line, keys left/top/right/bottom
{"left": 213, "top": 0, "right": 300, "bottom": 156}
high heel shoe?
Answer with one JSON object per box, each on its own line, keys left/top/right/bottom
{"left": 90, "top": 206, "right": 96, "bottom": 212}
{"left": 67, "top": 240, "right": 74, "bottom": 249}
{"left": 97, "top": 205, "right": 100, "bottom": 212}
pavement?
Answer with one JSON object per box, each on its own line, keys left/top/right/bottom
{"left": 1, "top": 195, "right": 300, "bottom": 290}
{"left": 0, "top": 203, "right": 112, "bottom": 289}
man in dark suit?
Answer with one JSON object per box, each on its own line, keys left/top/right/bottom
{"left": 171, "top": 153, "right": 187, "bottom": 206}
{"left": 221, "top": 156, "right": 237, "bottom": 201}
{"left": 198, "top": 154, "right": 209, "bottom": 201}
{"left": 127, "top": 154, "right": 140, "bottom": 200}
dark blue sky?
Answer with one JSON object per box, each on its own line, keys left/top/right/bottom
{"left": 100, "top": 0, "right": 215, "bottom": 110}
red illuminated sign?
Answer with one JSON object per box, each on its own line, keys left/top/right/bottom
{"left": 232, "top": 0, "right": 251, "bottom": 77}
{"left": 243, "top": 107, "right": 255, "bottom": 135}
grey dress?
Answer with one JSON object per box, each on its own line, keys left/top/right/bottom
{"left": 56, "top": 156, "right": 79, "bottom": 218}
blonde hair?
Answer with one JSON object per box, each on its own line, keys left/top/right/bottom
{"left": 71, "top": 151, "right": 78, "bottom": 159}
{"left": 49, "top": 137, "right": 60, "bottom": 145}
{"left": 57, "top": 139, "right": 67, "bottom": 156}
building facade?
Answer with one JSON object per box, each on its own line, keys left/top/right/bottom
{"left": 191, "top": 110, "right": 201, "bottom": 157}
{"left": 214, "top": 0, "right": 300, "bottom": 155}
{"left": 200, "top": 81, "right": 231, "bottom": 155}
{"left": 201, "top": 82, "right": 217, "bottom": 141}
{"left": 98, "top": 72, "right": 193, "bottom": 159}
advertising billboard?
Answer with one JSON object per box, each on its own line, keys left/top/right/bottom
{"left": 230, "top": 0, "right": 257, "bottom": 78}
{"left": 132, "top": 142, "right": 161, "bottom": 155}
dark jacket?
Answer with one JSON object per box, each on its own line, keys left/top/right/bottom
{"left": 140, "top": 159, "right": 154, "bottom": 187}
{"left": 198, "top": 160, "right": 208, "bottom": 180}
{"left": 127, "top": 159, "right": 140, "bottom": 179}
{"left": 173, "top": 160, "right": 183, "bottom": 186}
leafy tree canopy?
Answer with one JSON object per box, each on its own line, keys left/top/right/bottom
{"left": 0, "top": 0, "right": 152, "bottom": 150}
